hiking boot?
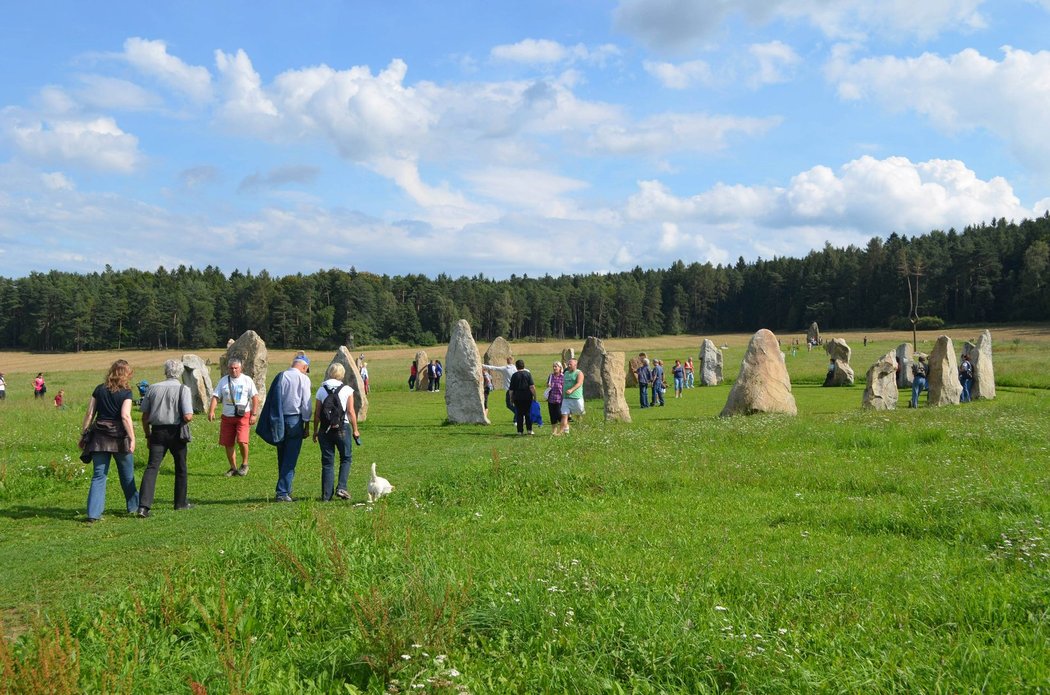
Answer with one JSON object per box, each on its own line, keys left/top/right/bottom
{"left": 224, "top": 468, "right": 237, "bottom": 477}
{"left": 336, "top": 489, "right": 351, "bottom": 500}
{"left": 237, "top": 464, "right": 249, "bottom": 476}
{"left": 136, "top": 507, "right": 150, "bottom": 518}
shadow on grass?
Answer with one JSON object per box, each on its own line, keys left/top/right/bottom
{"left": 0, "top": 506, "right": 80, "bottom": 521}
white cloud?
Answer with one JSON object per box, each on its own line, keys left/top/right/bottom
{"left": 491, "top": 39, "right": 571, "bottom": 64}
{"left": 748, "top": 41, "right": 801, "bottom": 86}
{"left": 214, "top": 48, "right": 279, "bottom": 127}
{"left": 587, "top": 113, "right": 781, "bottom": 156}
{"left": 827, "top": 46, "right": 1050, "bottom": 172}
{"left": 123, "top": 38, "right": 213, "bottom": 102}
{"left": 614, "top": 0, "right": 986, "bottom": 52}
{"left": 4, "top": 114, "right": 141, "bottom": 172}
{"left": 643, "top": 59, "right": 713, "bottom": 89}
{"left": 75, "top": 75, "right": 163, "bottom": 111}
{"left": 41, "top": 172, "right": 74, "bottom": 191}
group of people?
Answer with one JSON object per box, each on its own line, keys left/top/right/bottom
{"left": 634, "top": 354, "right": 694, "bottom": 408}
{"left": 482, "top": 357, "right": 584, "bottom": 435}
{"left": 407, "top": 359, "right": 443, "bottom": 391}
{"left": 908, "top": 351, "right": 976, "bottom": 408}
{"left": 77, "top": 352, "right": 362, "bottom": 522}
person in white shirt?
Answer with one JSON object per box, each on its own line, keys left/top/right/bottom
{"left": 311, "top": 362, "right": 361, "bottom": 501}
{"left": 207, "top": 359, "right": 259, "bottom": 477}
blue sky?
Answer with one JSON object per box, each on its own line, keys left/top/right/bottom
{"left": 3, "top": 0, "right": 1050, "bottom": 279}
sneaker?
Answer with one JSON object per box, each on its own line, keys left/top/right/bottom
{"left": 136, "top": 507, "right": 150, "bottom": 518}
{"left": 237, "top": 464, "right": 249, "bottom": 477}
{"left": 275, "top": 495, "right": 294, "bottom": 503}
{"left": 175, "top": 503, "right": 195, "bottom": 511}
{"left": 335, "top": 489, "right": 351, "bottom": 500}
{"left": 224, "top": 468, "right": 237, "bottom": 477}
{"left": 527, "top": 431, "right": 534, "bottom": 435}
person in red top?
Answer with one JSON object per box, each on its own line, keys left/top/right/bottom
{"left": 408, "top": 360, "right": 418, "bottom": 390}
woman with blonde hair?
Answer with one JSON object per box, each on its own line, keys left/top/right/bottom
{"left": 79, "top": 360, "right": 138, "bottom": 522}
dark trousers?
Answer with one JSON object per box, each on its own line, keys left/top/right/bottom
{"left": 318, "top": 427, "right": 352, "bottom": 500}
{"left": 513, "top": 397, "right": 534, "bottom": 433}
{"left": 139, "top": 425, "right": 188, "bottom": 510}
{"left": 547, "top": 400, "right": 562, "bottom": 427}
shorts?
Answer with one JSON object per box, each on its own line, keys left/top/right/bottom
{"left": 560, "top": 398, "right": 585, "bottom": 416}
{"left": 219, "top": 414, "right": 251, "bottom": 446}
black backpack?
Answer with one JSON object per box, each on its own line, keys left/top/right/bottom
{"left": 320, "top": 384, "right": 347, "bottom": 432}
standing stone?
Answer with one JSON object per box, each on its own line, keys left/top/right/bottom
{"left": 181, "top": 354, "right": 213, "bottom": 414}
{"left": 578, "top": 337, "right": 606, "bottom": 400}
{"left": 444, "top": 319, "right": 489, "bottom": 425}
{"left": 971, "top": 330, "right": 996, "bottom": 400}
{"left": 330, "top": 346, "right": 369, "bottom": 422}
{"left": 720, "top": 329, "right": 797, "bottom": 417}
{"left": 862, "top": 351, "right": 898, "bottom": 410}
{"left": 823, "top": 338, "right": 855, "bottom": 387}
{"left": 414, "top": 349, "right": 431, "bottom": 391}
{"left": 483, "top": 337, "right": 513, "bottom": 389}
{"left": 561, "top": 347, "right": 576, "bottom": 365}
{"left": 927, "top": 335, "right": 962, "bottom": 406}
{"left": 626, "top": 354, "right": 646, "bottom": 388}
{"left": 600, "top": 351, "right": 631, "bottom": 423}
{"left": 895, "top": 342, "right": 914, "bottom": 388}
{"left": 699, "top": 339, "right": 723, "bottom": 386}
{"left": 806, "top": 322, "right": 820, "bottom": 345}
{"left": 222, "top": 330, "right": 268, "bottom": 403}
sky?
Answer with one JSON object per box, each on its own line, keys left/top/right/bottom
{"left": 2, "top": 0, "right": 1050, "bottom": 280}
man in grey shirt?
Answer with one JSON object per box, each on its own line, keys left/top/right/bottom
{"left": 274, "top": 352, "right": 313, "bottom": 502}
{"left": 138, "top": 359, "right": 194, "bottom": 517}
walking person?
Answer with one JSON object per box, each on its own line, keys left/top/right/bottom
{"left": 684, "top": 358, "right": 694, "bottom": 388}
{"left": 483, "top": 357, "right": 521, "bottom": 420}
{"left": 545, "top": 362, "right": 564, "bottom": 435}
{"left": 556, "top": 358, "right": 585, "bottom": 435}
{"left": 959, "top": 353, "right": 974, "bottom": 403}
{"left": 208, "top": 359, "right": 260, "bottom": 477}
{"left": 79, "top": 360, "right": 138, "bottom": 522}
{"left": 272, "top": 352, "right": 313, "bottom": 502}
{"left": 652, "top": 359, "right": 666, "bottom": 406}
{"left": 311, "top": 363, "right": 360, "bottom": 501}
{"left": 672, "top": 359, "right": 685, "bottom": 398}
{"left": 508, "top": 359, "right": 536, "bottom": 435}
{"left": 137, "top": 359, "right": 194, "bottom": 517}
{"left": 910, "top": 354, "right": 928, "bottom": 409}
{"left": 33, "top": 372, "right": 46, "bottom": 399}
{"left": 427, "top": 360, "right": 438, "bottom": 391}
{"left": 637, "top": 358, "right": 652, "bottom": 409}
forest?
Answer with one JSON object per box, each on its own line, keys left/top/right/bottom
{"left": 2, "top": 215, "right": 1048, "bottom": 352}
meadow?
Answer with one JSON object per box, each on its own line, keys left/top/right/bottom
{"left": 0, "top": 326, "right": 1048, "bottom": 693}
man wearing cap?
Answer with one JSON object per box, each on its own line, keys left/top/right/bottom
{"left": 274, "top": 352, "right": 314, "bottom": 502}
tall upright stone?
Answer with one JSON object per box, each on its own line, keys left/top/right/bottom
{"left": 561, "top": 347, "right": 576, "bottom": 365}
{"left": 330, "top": 346, "right": 369, "bottom": 421}
{"left": 720, "top": 329, "right": 797, "bottom": 417}
{"left": 223, "top": 330, "right": 268, "bottom": 403}
{"left": 823, "top": 338, "right": 855, "bottom": 386}
{"left": 807, "top": 322, "right": 820, "bottom": 345}
{"left": 971, "top": 330, "right": 996, "bottom": 400}
{"left": 578, "top": 336, "right": 606, "bottom": 400}
{"left": 927, "top": 335, "right": 962, "bottom": 406}
{"left": 895, "top": 342, "right": 914, "bottom": 388}
{"left": 626, "top": 354, "right": 646, "bottom": 388}
{"left": 444, "top": 319, "right": 489, "bottom": 425}
{"left": 699, "top": 339, "right": 723, "bottom": 386}
{"left": 600, "top": 351, "right": 631, "bottom": 423}
{"left": 483, "top": 337, "right": 513, "bottom": 389}
{"left": 181, "top": 354, "right": 213, "bottom": 414}
{"left": 862, "top": 351, "right": 898, "bottom": 410}
{"left": 414, "top": 349, "right": 431, "bottom": 391}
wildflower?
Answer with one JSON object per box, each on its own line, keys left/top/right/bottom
{"left": 714, "top": 605, "right": 727, "bottom": 612}
{"left": 401, "top": 654, "right": 412, "bottom": 661}
{"left": 448, "top": 669, "right": 460, "bottom": 677}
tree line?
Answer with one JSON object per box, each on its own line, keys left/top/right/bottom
{"left": 2, "top": 215, "right": 1048, "bottom": 353}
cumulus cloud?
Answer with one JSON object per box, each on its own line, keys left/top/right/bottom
{"left": 4, "top": 114, "right": 141, "bottom": 172}
{"left": 123, "top": 38, "right": 213, "bottom": 102}
{"left": 748, "top": 41, "right": 801, "bottom": 86}
{"left": 643, "top": 59, "right": 713, "bottom": 89}
{"left": 74, "top": 75, "right": 163, "bottom": 111}
{"left": 827, "top": 45, "right": 1050, "bottom": 172}
{"left": 614, "top": 0, "right": 986, "bottom": 51}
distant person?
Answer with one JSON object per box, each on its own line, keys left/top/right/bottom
{"left": 79, "top": 360, "right": 138, "bottom": 522}
{"left": 311, "top": 362, "right": 360, "bottom": 501}
{"left": 684, "top": 357, "right": 694, "bottom": 389}
{"left": 823, "top": 358, "right": 836, "bottom": 387}
{"left": 959, "top": 352, "right": 974, "bottom": 403}
{"left": 651, "top": 359, "right": 666, "bottom": 406}
{"left": 54, "top": 390, "right": 65, "bottom": 409}
{"left": 138, "top": 359, "right": 194, "bottom": 517}
{"left": 863, "top": 336, "right": 868, "bottom": 347}
{"left": 408, "top": 360, "right": 418, "bottom": 390}
{"left": 545, "top": 362, "right": 564, "bottom": 433}
{"left": 508, "top": 359, "right": 536, "bottom": 435}
{"left": 482, "top": 368, "right": 493, "bottom": 415}
{"left": 33, "top": 372, "right": 46, "bottom": 399}
{"left": 910, "top": 354, "right": 929, "bottom": 408}
{"left": 432, "top": 359, "right": 443, "bottom": 391}
{"left": 208, "top": 358, "right": 260, "bottom": 477}
{"left": 272, "top": 352, "right": 313, "bottom": 502}
{"left": 0, "top": 371, "right": 6, "bottom": 400}
{"left": 556, "top": 358, "right": 585, "bottom": 435}
{"left": 672, "top": 360, "right": 685, "bottom": 398}
{"left": 360, "top": 363, "right": 370, "bottom": 394}
{"left": 637, "top": 358, "right": 652, "bottom": 409}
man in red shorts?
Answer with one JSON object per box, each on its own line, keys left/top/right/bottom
{"left": 207, "top": 359, "right": 260, "bottom": 477}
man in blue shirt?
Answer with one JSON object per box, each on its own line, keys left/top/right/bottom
{"left": 274, "top": 353, "right": 313, "bottom": 502}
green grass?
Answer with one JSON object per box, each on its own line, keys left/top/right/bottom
{"left": 1, "top": 337, "right": 1049, "bottom": 693}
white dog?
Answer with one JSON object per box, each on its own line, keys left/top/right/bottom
{"left": 367, "top": 462, "right": 394, "bottom": 503}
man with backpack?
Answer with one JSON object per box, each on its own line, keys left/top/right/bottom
{"left": 311, "top": 362, "right": 361, "bottom": 501}
{"left": 959, "top": 352, "right": 974, "bottom": 403}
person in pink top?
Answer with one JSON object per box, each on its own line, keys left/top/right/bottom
{"left": 33, "top": 372, "right": 46, "bottom": 399}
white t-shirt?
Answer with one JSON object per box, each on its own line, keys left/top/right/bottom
{"left": 212, "top": 373, "right": 259, "bottom": 417}
{"left": 315, "top": 378, "right": 354, "bottom": 424}
{"left": 0, "top": 375, "right": 5, "bottom": 391}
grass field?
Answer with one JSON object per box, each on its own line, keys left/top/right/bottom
{"left": 1, "top": 327, "right": 1048, "bottom": 693}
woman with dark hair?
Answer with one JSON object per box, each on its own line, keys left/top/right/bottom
{"left": 79, "top": 360, "right": 138, "bottom": 522}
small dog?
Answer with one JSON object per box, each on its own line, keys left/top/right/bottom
{"left": 367, "top": 462, "right": 394, "bottom": 503}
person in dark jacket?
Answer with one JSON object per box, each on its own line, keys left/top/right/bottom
{"left": 79, "top": 360, "right": 138, "bottom": 522}
{"left": 509, "top": 359, "right": 536, "bottom": 435}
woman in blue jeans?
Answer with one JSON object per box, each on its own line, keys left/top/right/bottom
{"left": 311, "top": 362, "right": 361, "bottom": 501}
{"left": 80, "top": 360, "right": 138, "bottom": 522}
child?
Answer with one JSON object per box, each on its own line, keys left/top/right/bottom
{"left": 54, "top": 389, "right": 66, "bottom": 409}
